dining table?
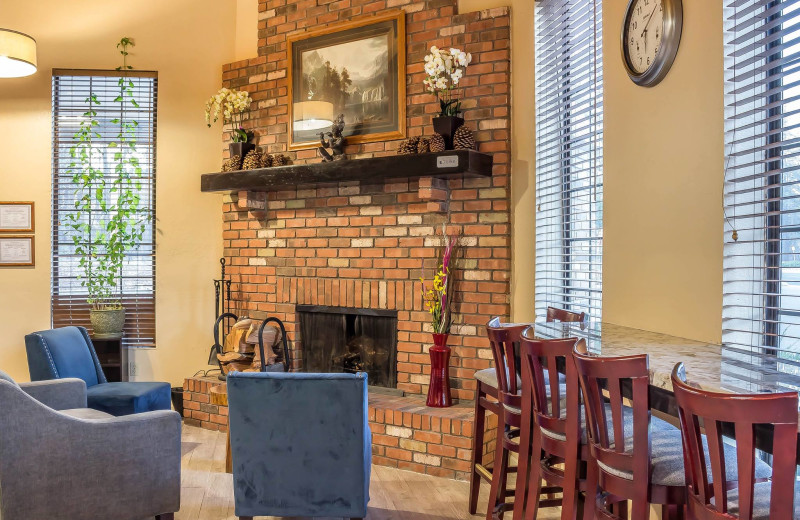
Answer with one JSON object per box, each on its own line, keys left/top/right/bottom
{"left": 531, "top": 320, "right": 800, "bottom": 462}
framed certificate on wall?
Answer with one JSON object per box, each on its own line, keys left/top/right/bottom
{"left": 0, "top": 236, "right": 34, "bottom": 267}
{"left": 0, "top": 202, "right": 34, "bottom": 232}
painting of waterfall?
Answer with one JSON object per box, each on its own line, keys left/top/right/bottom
{"left": 288, "top": 12, "right": 407, "bottom": 149}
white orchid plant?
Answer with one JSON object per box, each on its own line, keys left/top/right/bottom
{"left": 423, "top": 46, "right": 472, "bottom": 117}
{"left": 205, "top": 87, "right": 253, "bottom": 143}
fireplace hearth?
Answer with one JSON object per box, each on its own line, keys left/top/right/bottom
{"left": 297, "top": 305, "right": 397, "bottom": 389}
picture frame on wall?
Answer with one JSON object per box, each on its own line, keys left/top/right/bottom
{"left": 287, "top": 10, "right": 406, "bottom": 150}
{"left": 0, "top": 236, "right": 34, "bottom": 267}
{"left": 0, "top": 201, "right": 34, "bottom": 233}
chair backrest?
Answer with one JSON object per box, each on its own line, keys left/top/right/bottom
{"left": 227, "top": 371, "right": 370, "bottom": 518}
{"left": 546, "top": 306, "right": 586, "bottom": 323}
{"left": 519, "top": 327, "right": 581, "bottom": 441}
{"left": 25, "top": 327, "right": 106, "bottom": 387}
{"left": 486, "top": 317, "right": 527, "bottom": 410}
{"left": 573, "top": 348, "right": 651, "bottom": 485}
{"left": 672, "top": 363, "right": 799, "bottom": 520}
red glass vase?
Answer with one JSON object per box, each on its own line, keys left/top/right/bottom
{"left": 426, "top": 332, "right": 452, "bottom": 408}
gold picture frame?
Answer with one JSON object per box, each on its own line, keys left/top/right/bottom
{"left": 0, "top": 235, "right": 34, "bottom": 267}
{"left": 287, "top": 10, "right": 407, "bottom": 150}
{"left": 0, "top": 201, "right": 34, "bottom": 233}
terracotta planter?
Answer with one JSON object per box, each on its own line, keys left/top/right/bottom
{"left": 432, "top": 116, "right": 464, "bottom": 150}
{"left": 426, "top": 332, "right": 452, "bottom": 408}
{"left": 90, "top": 308, "right": 125, "bottom": 338}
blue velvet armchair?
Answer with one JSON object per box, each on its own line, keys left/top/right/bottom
{"left": 25, "top": 326, "right": 171, "bottom": 416}
{"left": 227, "top": 371, "right": 372, "bottom": 520}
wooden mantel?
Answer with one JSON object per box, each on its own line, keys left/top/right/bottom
{"left": 200, "top": 150, "right": 493, "bottom": 193}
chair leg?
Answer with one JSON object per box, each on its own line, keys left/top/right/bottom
{"left": 155, "top": 515, "right": 175, "bottom": 520}
{"left": 487, "top": 420, "right": 509, "bottom": 520}
{"left": 523, "top": 428, "right": 543, "bottom": 520}
{"left": 470, "top": 386, "right": 488, "bottom": 514}
{"left": 238, "top": 517, "right": 253, "bottom": 520}
{"left": 583, "top": 456, "right": 598, "bottom": 520}
{"left": 513, "top": 390, "right": 533, "bottom": 520}
{"left": 560, "top": 446, "right": 580, "bottom": 520}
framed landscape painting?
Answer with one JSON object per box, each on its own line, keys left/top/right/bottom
{"left": 287, "top": 11, "right": 406, "bottom": 150}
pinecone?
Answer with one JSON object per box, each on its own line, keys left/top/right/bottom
{"left": 222, "top": 155, "right": 242, "bottom": 172}
{"left": 272, "top": 154, "right": 287, "bottom": 166}
{"left": 429, "top": 133, "right": 446, "bottom": 153}
{"left": 260, "top": 153, "right": 274, "bottom": 168}
{"left": 453, "top": 126, "right": 476, "bottom": 150}
{"left": 397, "top": 137, "right": 420, "bottom": 155}
{"left": 417, "top": 137, "right": 430, "bottom": 154}
{"left": 242, "top": 149, "right": 262, "bottom": 170}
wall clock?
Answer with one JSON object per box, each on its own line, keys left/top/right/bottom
{"left": 621, "top": 0, "right": 683, "bottom": 87}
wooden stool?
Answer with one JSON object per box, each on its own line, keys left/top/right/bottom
{"left": 516, "top": 333, "right": 594, "bottom": 520}
{"left": 572, "top": 349, "right": 686, "bottom": 519}
{"left": 672, "top": 363, "right": 798, "bottom": 520}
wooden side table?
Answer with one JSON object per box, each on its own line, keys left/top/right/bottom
{"left": 92, "top": 335, "right": 127, "bottom": 382}
{"left": 209, "top": 383, "right": 232, "bottom": 474}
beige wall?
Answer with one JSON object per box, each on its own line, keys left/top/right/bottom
{"left": 459, "top": 0, "right": 724, "bottom": 343}
{"left": 458, "top": 0, "right": 536, "bottom": 323}
{"left": 0, "top": 0, "right": 234, "bottom": 382}
{"left": 235, "top": 0, "right": 259, "bottom": 62}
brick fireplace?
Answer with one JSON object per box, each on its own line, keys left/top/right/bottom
{"left": 193, "top": 0, "right": 512, "bottom": 479}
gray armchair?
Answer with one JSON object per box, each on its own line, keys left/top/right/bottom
{"left": 0, "top": 370, "right": 180, "bottom": 520}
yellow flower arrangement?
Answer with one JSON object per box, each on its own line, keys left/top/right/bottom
{"left": 420, "top": 232, "right": 458, "bottom": 334}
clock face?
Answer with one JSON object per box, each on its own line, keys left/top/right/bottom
{"left": 625, "top": 0, "right": 663, "bottom": 74}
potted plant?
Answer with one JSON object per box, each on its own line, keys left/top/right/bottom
{"left": 423, "top": 46, "right": 472, "bottom": 149}
{"left": 420, "top": 231, "right": 459, "bottom": 407}
{"left": 63, "top": 38, "right": 151, "bottom": 337}
{"left": 205, "top": 87, "right": 254, "bottom": 160}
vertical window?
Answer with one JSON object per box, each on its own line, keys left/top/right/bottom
{"left": 534, "top": 0, "right": 604, "bottom": 320}
{"left": 51, "top": 70, "right": 157, "bottom": 347}
{"left": 723, "top": 1, "right": 800, "bottom": 369}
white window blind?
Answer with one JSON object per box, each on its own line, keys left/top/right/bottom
{"left": 723, "top": 1, "right": 800, "bottom": 368}
{"left": 51, "top": 69, "right": 158, "bottom": 347}
{"left": 534, "top": 0, "right": 604, "bottom": 321}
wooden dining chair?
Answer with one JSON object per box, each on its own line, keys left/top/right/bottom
{"left": 547, "top": 307, "right": 586, "bottom": 324}
{"left": 481, "top": 319, "right": 527, "bottom": 520}
{"left": 516, "top": 329, "right": 593, "bottom": 520}
{"left": 672, "top": 363, "right": 799, "bottom": 520}
{"left": 572, "top": 349, "right": 687, "bottom": 519}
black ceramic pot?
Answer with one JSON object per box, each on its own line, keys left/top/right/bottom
{"left": 229, "top": 142, "right": 255, "bottom": 160}
{"left": 433, "top": 116, "right": 465, "bottom": 150}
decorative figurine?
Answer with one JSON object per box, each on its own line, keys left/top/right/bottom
{"left": 318, "top": 114, "right": 346, "bottom": 162}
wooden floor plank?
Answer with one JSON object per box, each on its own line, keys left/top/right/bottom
{"left": 171, "top": 425, "right": 561, "bottom": 520}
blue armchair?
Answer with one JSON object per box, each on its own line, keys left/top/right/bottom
{"left": 25, "top": 326, "right": 171, "bottom": 416}
{"left": 227, "top": 371, "right": 371, "bottom": 520}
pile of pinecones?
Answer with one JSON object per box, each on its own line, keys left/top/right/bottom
{"left": 396, "top": 126, "right": 475, "bottom": 156}
{"left": 222, "top": 149, "right": 291, "bottom": 172}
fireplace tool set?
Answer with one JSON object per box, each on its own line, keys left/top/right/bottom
{"left": 208, "top": 258, "right": 291, "bottom": 380}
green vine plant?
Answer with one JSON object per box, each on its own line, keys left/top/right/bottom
{"left": 63, "top": 37, "right": 150, "bottom": 311}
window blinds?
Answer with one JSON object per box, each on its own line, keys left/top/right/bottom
{"left": 51, "top": 69, "right": 158, "bottom": 347}
{"left": 534, "top": 0, "right": 604, "bottom": 321}
{"left": 722, "top": 1, "right": 800, "bottom": 367}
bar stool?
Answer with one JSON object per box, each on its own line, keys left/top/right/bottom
{"left": 572, "top": 349, "right": 687, "bottom": 519}
{"left": 482, "top": 320, "right": 527, "bottom": 520}
{"left": 672, "top": 363, "right": 798, "bottom": 520}
{"left": 546, "top": 306, "right": 586, "bottom": 323}
{"left": 516, "top": 330, "right": 594, "bottom": 520}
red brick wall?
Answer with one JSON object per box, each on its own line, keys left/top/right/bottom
{"left": 219, "top": 0, "right": 511, "bottom": 401}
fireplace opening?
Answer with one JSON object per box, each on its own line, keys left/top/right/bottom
{"left": 297, "top": 305, "right": 398, "bottom": 389}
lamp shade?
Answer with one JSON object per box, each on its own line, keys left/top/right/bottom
{"left": 293, "top": 100, "right": 334, "bottom": 131}
{"left": 0, "top": 29, "right": 37, "bottom": 78}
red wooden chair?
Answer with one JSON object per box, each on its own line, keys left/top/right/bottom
{"left": 572, "top": 349, "right": 687, "bottom": 519}
{"left": 516, "top": 330, "right": 593, "bottom": 520}
{"left": 480, "top": 319, "right": 527, "bottom": 520}
{"left": 672, "top": 363, "right": 799, "bottom": 520}
{"left": 547, "top": 307, "right": 586, "bottom": 324}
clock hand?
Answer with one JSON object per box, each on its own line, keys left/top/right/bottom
{"left": 640, "top": 4, "right": 659, "bottom": 39}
